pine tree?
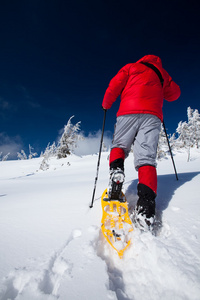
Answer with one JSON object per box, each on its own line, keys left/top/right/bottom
{"left": 102, "top": 142, "right": 107, "bottom": 152}
{"left": 39, "top": 142, "right": 57, "bottom": 171}
{"left": 17, "top": 150, "right": 27, "bottom": 160}
{"left": 188, "top": 107, "right": 195, "bottom": 143}
{"left": 169, "top": 133, "right": 176, "bottom": 150}
{"left": 2, "top": 153, "right": 10, "bottom": 161}
{"left": 190, "top": 108, "right": 200, "bottom": 148}
{"left": 176, "top": 121, "right": 189, "bottom": 148}
{"left": 176, "top": 107, "right": 200, "bottom": 161}
{"left": 157, "top": 124, "right": 167, "bottom": 159}
{"left": 57, "top": 116, "right": 81, "bottom": 159}
{"left": 28, "top": 145, "right": 37, "bottom": 159}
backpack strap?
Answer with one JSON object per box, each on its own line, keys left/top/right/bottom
{"left": 140, "top": 61, "right": 164, "bottom": 87}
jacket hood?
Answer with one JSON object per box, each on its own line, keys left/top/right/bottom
{"left": 137, "top": 55, "right": 162, "bottom": 67}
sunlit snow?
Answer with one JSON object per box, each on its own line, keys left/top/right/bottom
{"left": 0, "top": 149, "right": 200, "bottom": 300}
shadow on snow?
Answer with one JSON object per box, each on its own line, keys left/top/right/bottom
{"left": 125, "top": 171, "right": 200, "bottom": 212}
{"left": 125, "top": 171, "right": 200, "bottom": 235}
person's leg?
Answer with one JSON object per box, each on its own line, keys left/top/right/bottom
{"left": 108, "top": 115, "right": 139, "bottom": 199}
{"left": 109, "top": 147, "right": 125, "bottom": 171}
{"left": 110, "top": 114, "right": 139, "bottom": 163}
{"left": 133, "top": 115, "right": 161, "bottom": 226}
{"left": 136, "top": 183, "right": 156, "bottom": 227}
{"left": 138, "top": 165, "right": 157, "bottom": 194}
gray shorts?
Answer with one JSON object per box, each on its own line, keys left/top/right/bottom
{"left": 112, "top": 114, "right": 161, "bottom": 170}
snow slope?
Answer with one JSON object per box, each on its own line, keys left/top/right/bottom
{"left": 0, "top": 149, "right": 200, "bottom": 300}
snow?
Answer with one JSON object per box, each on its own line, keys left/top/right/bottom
{"left": 0, "top": 149, "right": 200, "bottom": 300}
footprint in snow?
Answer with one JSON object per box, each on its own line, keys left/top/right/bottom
{"left": 0, "top": 228, "right": 82, "bottom": 300}
{"left": 39, "top": 256, "right": 73, "bottom": 297}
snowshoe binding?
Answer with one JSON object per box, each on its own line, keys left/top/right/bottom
{"left": 107, "top": 168, "right": 125, "bottom": 200}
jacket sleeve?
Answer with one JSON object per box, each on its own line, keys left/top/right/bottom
{"left": 163, "top": 73, "right": 181, "bottom": 102}
{"left": 102, "top": 64, "right": 130, "bottom": 109}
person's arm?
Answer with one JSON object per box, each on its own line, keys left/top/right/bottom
{"left": 102, "top": 64, "right": 130, "bottom": 109}
{"left": 163, "top": 73, "right": 181, "bottom": 101}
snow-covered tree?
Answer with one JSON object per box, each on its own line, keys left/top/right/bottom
{"left": 176, "top": 107, "right": 200, "bottom": 161}
{"left": 17, "top": 145, "right": 37, "bottom": 160}
{"left": 188, "top": 108, "right": 200, "bottom": 148}
{"left": 1, "top": 152, "right": 10, "bottom": 161}
{"left": 0, "top": 152, "right": 10, "bottom": 161}
{"left": 39, "top": 142, "right": 57, "bottom": 171}
{"left": 17, "top": 149, "right": 27, "bottom": 160}
{"left": 176, "top": 121, "right": 187, "bottom": 148}
{"left": 47, "top": 142, "right": 57, "bottom": 157}
{"left": 57, "top": 116, "right": 81, "bottom": 159}
{"left": 28, "top": 145, "right": 37, "bottom": 159}
{"left": 187, "top": 107, "right": 195, "bottom": 148}
{"left": 157, "top": 124, "right": 168, "bottom": 159}
{"left": 39, "top": 158, "right": 50, "bottom": 171}
{"left": 102, "top": 142, "right": 107, "bottom": 152}
{"left": 176, "top": 120, "right": 191, "bottom": 161}
{"left": 169, "top": 132, "right": 176, "bottom": 147}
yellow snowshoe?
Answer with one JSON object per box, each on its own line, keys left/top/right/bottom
{"left": 101, "top": 189, "right": 133, "bottom": 258}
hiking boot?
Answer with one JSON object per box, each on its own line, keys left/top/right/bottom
{"left": 107, "top": 168, "right": 125, "bottom": 200}
{"left": 135, "top": 183, "right": 156, "bottom": 229}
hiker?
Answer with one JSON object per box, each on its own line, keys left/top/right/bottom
{"left": 102, "top": 55, "right": 181, "bottom": 227}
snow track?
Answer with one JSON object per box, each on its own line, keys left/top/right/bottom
{"left": 0, "top": 151, "right": 200, "bottom": 300}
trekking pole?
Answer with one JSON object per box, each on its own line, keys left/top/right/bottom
{"left": 162, "top": 120, "right": 178, "bottom": 181}
{"left": 89, "top": 109, "right": 107, "bottom": 208}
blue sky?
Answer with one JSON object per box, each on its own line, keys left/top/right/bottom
{"left": 0, "top": 0, "right": 199, "bottom": 158}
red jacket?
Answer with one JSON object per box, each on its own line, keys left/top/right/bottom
{"left": 102, "top": 55, "right": 181, "bottom": 121}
